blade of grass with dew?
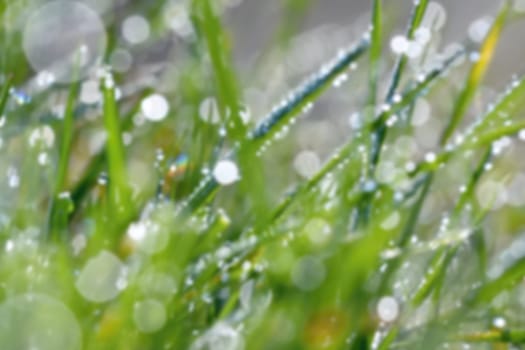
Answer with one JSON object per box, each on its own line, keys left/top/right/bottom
{"left": 69, "top": 88, "right": 151, "bottom": 219}
{"left": 47, "top": 79, "right": 80, "bottom": 240}
{"left": 191, "top": 0, "right": 271, "bottom": 223}
{"left": 183, "top": 36, "right": 370, "bottom": 212}
{"left": 102, "top": 76, "right": 130, "bottom": 216}
{"left": 369, "top": 0, "right": 429, "bottom": 169}
{"left": 352, "top": 0, "right": 383, "bottom": 230}
{"left": 411, "top": 149, "right": 492, "bottom": 306}
{"left": 440, "top": 1, "right": 511, "bottom": 146}
{"left": 191, "top": 0, "right": 245, "bottom": 141}
{"left": 468, "top": 254, "right": 525, "bottom": 306}
{"left": 357, "top": 0, "right": 430, "bottom": 230}
{"left": 184, "top": 47, "right": 467, "bottom": 285}
{"left": 368, "top": 0, "right": 382, "bottom": 110}
{"left": 410, "top": 74, "right": 525, "bottom": 176}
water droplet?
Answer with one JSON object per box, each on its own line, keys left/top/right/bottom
{"left": 122, "top": 15, "right": 150, "bottom": 44}
{"left": 28, "top": 125, "right": 55, "bottom": 148}
{"left": 492, "top": 317, "right": 506, "bottom": 329}
{"left": 199, "top": 97, "right": 221, "bottom": 124}
{"left": 80, "top": 80, "right": 101, "bottom": 104}
{"left": 190, "top": 322, "right": 244, "bottom": 350}
{"left": 38, "top": 152, "right": 49, "bottom": 166}
{"left": 7, "top": 166, "right": 20, "bottom": 188}
{"left": 141, "top": 94, "right": 170, "bottom": 121}
{"left": 213, "top": 160, "right": 240, "bottom": 186}
{"left": 5, "top": 240, "right": 14, "bottom": 252}
{"left": 468, "top": 17, "right": 492, "bottom": 43}
{"left": 36, "top": 70, "right": 56, "bottom": 88}
{"left": 425, "top": 152, "right": 437, "bottom": 163}
{"left": 133, "top": 299, "right": 167, "bottom": 333}
{"left": 75, "top": 250, "right": 126, "bottom": 302}
{"left": 23, "top": 1, "right": 107, "bottom": 83}
{"left": 414, "top": 27, "right": 431, "bottom": 45}
{"left": 164, "top": 2, "right": 195, "bottom": 39}
{"left": 127, "top": 219, "right": 170, "bottom": 254}
{"left": 390, "top": 35, "right": 409, "bottom": 55}
{"left": 377, "top": 296, "right": 399, "bottom": 322}
{"left": 10, "top": 88, "right": 31, "bottom": 105}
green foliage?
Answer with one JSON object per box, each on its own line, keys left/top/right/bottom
{"left": 1, "top": 0, "right": 525, "bottom": 349}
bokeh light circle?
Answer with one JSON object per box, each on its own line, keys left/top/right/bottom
{"left": 0, "top": 293, "right": 82, "bottom": 350}
{"left": 23, "top": 1, "right": 107, "bottom": 83}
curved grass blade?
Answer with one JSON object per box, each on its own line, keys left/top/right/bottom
{"left": 411, "top": 74, "right": 525, "bottom": 176}
{"left": 249, "top": 37, "right": 370, "bottom": 142}
{"left": 411, "top": 149, "right": 492, "bottom": 306}
{"left": 440, "top": 1, "right": 511, "bottom": 146}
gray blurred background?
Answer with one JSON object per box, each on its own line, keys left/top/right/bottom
{"left": 226, "top": 0, "right": 525, "bottom": 85}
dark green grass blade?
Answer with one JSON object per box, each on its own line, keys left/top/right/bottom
{"left": 368, "top": 0, "right": 382, "bottom": 109}
{"left": 47, "top": 80, "right": 80, "bottom": 240}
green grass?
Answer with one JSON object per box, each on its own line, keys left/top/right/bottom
{"left": 1, "top": 0, "right": 525, "bottom": 349}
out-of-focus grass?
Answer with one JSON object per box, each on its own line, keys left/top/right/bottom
{"left": 1, "top": 0, "right": 525, "bottom": 349}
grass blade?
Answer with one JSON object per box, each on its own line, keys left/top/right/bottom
{"left": 102, "top": 76, "right": 129, "bottom": 209}
{"left": 440, "top": 1, "right": 511, "bottom": 146}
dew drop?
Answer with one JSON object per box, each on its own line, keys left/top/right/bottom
{"left": 23, "top": 1, "right": 107, "bottom": 83}
{"left": 213, "top": 160, "right": 240, "bottom": 186}
{"left": 390, "top": 35, "right": 409, "bottom": 55}
{"left": 190, "top": 322, "right": 244, "bottom": 350}
{"left": 468, "top": 17, "right": 492, "bottom": 43}
{"left": 377, "top": 296, "right": 399, "bottom": 322}
{"left": 492, "top": 317, "right": 506, "bottom": 329}
{"left": 141, "top": 94, "right": 170, "bottom": 121}
{"left": 80, "top": 80, "right": 101, "bottom": 104}
{"left": 199, "top": 97, "right": 221, "bottom": 124}
{"left": 28, "top": 125, "right": 55, "bottom": 148}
